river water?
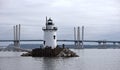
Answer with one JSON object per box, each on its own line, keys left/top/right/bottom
{"left": 0, "top": 49, "right": 120, "bottom": 70}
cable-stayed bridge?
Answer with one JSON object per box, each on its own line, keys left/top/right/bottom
{"left": 0, "top": 39, "right": 120, "bottom": 43}
{"left": 0, "top": 39, "right": 120, "bottom": 47}
{"left": 1, "top": 24, "right": 120, "bottom": 49}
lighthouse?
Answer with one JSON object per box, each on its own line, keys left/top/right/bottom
{"left": 22, "top": 17, "right": 78, "bottom": 57}
{"left": 42, "top": 17, "right": 58, "bottom": 49}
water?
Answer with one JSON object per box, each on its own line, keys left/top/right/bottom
{"left": 0, "top": 49, "right": 120, "bottom": 70}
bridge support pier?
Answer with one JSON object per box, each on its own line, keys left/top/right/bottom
{"left": 77, "top": 41, "right": 82, "bottom": 49}
{"left": 74, "top": 41, "right": 77, "bottom": 47}
{"left": 98, "top": 41, "right": 106, "bottom": 49}
{"left": 98, "top": 42, "right": 102, "bottom": 48}
{"left": 118, "top": 42, "right": 120, "bottom": 48}
{"left": 13, "top": 24, "right": 21, "bottom": 48}
{"left": 103, "top": 41, "right": 106, "bottom": 48}
{"left": 113, "top": 42, "right": 116, "bottom": 48}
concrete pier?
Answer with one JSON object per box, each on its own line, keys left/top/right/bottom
{"left": 98, "top": 42, "right": 102, "bottom": 48}
{"left": 118, "top": 42, "right": 120, "bottom": 47}
{"left": 103, "top": 41, "right": 107, "bottom": 48}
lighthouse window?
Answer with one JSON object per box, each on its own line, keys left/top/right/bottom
{"left": 53, "top": 35, "right": 56, "bottom": 39}
{"left": 48, "top": 23, "right": 52, "bottom": 25}
{"left": 43, "top": 41, "right": 45, "bottom": 45}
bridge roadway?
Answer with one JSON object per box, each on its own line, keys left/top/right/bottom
{"left": 0, "top": 40, "right": 120, "bottom": 43}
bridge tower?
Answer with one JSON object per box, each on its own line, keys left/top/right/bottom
{"left": 42, "top": 17, "right": 58, "bottom": 49}
{"left": 81, "top": 26, "right": 84, "bottom": 48}
{"left": 77, "top": 26, "right": 81, "bottom": 48}
{"left": 74, "top": 26, "right": 84, "bottom": 49}
{"left": 13, "top": 24, "right": 21, "bottom": 48}
{"left": 74, "top": 27, "right": 77, "bottom": 47}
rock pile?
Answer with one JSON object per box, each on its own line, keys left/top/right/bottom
{"left": 21, "top": 47, "right": 78, "bottom": 57}
{"left": 57, "top": 48, "right": 78, "bottom": 57}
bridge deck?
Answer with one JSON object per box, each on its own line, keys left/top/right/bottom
{"left": 0, "top": 40, "right": 120, "bottom": 43}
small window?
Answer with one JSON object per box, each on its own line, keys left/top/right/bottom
{"left": 53, "top": 35, "right": 56, "bottom": 39}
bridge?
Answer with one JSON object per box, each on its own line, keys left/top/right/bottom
{"left": 0, "top": 39, "right": 120, "bottom": 43}
{"left": 0, "top": 24, "right": 120, "bottom": 49}
{"left": 0, "top": 39, "right": 120, "bottom": 48}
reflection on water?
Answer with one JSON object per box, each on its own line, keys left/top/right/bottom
{"left": 0, "top": 49, "right": 120, "bottom": 70}
{"left": 43, "top": 58, "right": 56, "bottom": 70}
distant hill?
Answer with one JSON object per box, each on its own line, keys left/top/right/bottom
{"left": 6, "top": 44, "right": 120, "bottom": 49}
{"left": 8, "top": 44, "right": 43, "bottom": 49}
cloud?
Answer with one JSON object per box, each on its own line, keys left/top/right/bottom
{"left": 51, "top": 0, "right": 73, "bottom": 7}
{"left": 0, "top": 0, "right": 120, "bottom": 45}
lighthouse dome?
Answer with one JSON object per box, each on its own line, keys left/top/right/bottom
{"left": 48, "top": 18, "right": 54, "bottom": 25}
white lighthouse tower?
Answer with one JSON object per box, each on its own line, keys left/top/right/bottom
{"left": 42, "top": 17, "right": 58, "bottom": 49}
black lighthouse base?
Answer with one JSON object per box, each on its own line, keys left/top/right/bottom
{"left": 21, "top": 47, "right": 79, "bottom": 57}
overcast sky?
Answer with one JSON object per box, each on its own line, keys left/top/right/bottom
{"left": 0, "top": 0, "right": 120, "bottom": 45}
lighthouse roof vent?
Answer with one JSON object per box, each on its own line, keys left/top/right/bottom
{"left": 48, "top": 18, "right": 52, "bottom": 21}
{"left": 47, "top": 18, "right": 54, "bottom": 25}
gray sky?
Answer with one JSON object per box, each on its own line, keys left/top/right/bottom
{"left": 0, "top": 0, "right": 120, "bottom": 45}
